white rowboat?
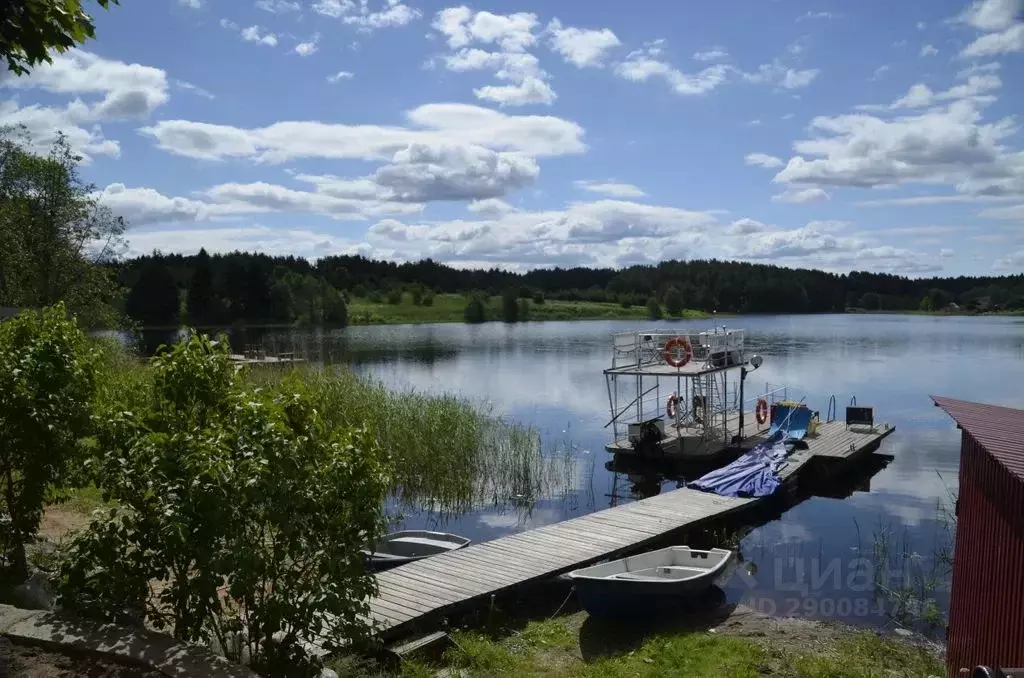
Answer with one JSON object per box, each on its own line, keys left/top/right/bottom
{"left": 364, "top": 530, "right": 471, "bottom": 570}
{"left": 568, "top": 546, "right": 735, "bottom": 615}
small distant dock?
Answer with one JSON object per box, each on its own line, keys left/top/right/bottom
{"left": 228, "top": 348, "right": 306, "bottom": 367}
{"left": 367, "top": 419, "right": 895, "bottom": 640}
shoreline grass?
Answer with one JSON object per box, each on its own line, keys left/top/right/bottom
{"left": 846, "top": 308, "right": 1024, "bottom": 317}
{"left": 88, "top": 340, "right": 565, "bottom": 521}
{"left": 331, "top": 610, "right": 945, "bottom": 677}
{"left": 347, "top": 293, "right": 709, "bottom": 325}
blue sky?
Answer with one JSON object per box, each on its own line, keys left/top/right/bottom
{"left": 2, "top": 0, "right": 1023, "bottom": 275}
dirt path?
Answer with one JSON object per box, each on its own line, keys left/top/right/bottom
{"left": 0, "top": 638, "right": 164, "bottom": 678}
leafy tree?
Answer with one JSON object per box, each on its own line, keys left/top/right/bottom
{"left": 987, "top": 285, "right": 1010, "bottom": 307}
{"left": 268, "top": 268, "right": 296, "bottom": 322}
{"left": 125, "top": 258, "right": 179, "bottom": 326}
{"left": 243, "top": 260, "right": 271, "bottom": 322}
{"left": 859, "top": 292, "right": 882, "bottom": 311}
{"left": 501, "top": 287, "right": 519, "bottom": 323}
{"left": 0, "top": 1, "right": 119, "bottom": 76}
{"left": 186, "top": 248, "right": 215, "bottom": 325}
{"left": 58, "top": 334, "right": 390, "bottom": 675}
{"left": 422, "top": 290, "right": 435, "bottom": 306}
{"left": 0, "top": 304, "right": 97, "bottom": 577}
{"left": 532, "top": 290, "right": 545, "bottom": 305}
{"left": 517, "top": 298, "right": 530, "bottom": 322}
{"left": 927, "top": 288, "right": 951, "bottom": 310}
{"left": 352, "top": 284, "right": 368, "bottom": 298}
{"left": 464, "top": 293, "right": 487, "bottom": 323}
{"left": 620, "top": 296, "right": 632, "bottom": 309}
{"left": 386, "top": 288, "right": 403, "bottom": 305}
{"left": 0, "top": 128, "right": 125, "bottom": 327}
{"left": 410, "top": 286, "right": 424, "bottom": 306}
{"left": 322, "top": 282, "right": 348, "bottom": 326}
{"left": 646, "top": 297, "right": 662, "bottom": 320}
{"left": 664, "top": 286, "right": 684, "bottom": 317}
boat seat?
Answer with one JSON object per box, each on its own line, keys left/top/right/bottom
{"left": 389, "top": 537, "right": 456, "bottom": 550}
{"left": 612, "top": 566, "right": 706, "bottom": 581}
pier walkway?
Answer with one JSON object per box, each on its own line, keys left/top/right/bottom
{"left": 368, "top": 419, "right": 895, "bottom": 640}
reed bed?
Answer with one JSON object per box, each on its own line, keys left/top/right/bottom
{"left": 246, "top": 366, "right": 580, "bottom": 518}
{"left": 89, "top": 338, "right": 582, "bottom": 520}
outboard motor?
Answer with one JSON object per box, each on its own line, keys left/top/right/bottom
{"left": 633, "top": 420, "right": 665, "bottom": 456}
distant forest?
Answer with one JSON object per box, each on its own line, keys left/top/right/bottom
{"left": 112, "top": 250, "right": 1024, "bottom": 327}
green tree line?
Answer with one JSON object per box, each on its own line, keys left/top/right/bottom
{"left": 113, "top": 251, "right": 1024, "bottom": 327}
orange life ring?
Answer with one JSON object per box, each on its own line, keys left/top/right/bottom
{"left": 663, "top": 337, "right": 692, "bottom": 368}
{"left": 755, "top": 398, "right": 769, "bottom": 425}
{"left": 666, "top": 393, "right": 679, "bottom": 419}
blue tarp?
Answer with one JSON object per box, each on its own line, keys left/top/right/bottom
{"left": 687, "top": 404, "right": 814, "bottom": 498}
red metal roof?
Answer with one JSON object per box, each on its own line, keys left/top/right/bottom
{"left": 932, "top": 395, "right": 1024, "bottom": 481}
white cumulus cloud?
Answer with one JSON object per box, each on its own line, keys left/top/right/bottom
{"left": 238, "top": 25, "right": 279, "bottom": 46}
{"left": 745, "top": 153, "right": 784, "bottom": 168}
{"left": 693, "top": 47, "right": 729, "bottom": 62}
{"left": 295, "top": 34, "right": 320, "bottom": 56}
{"left": 546, "top": 19, "right": 621, "bottom": 68}
{"left": 256, "top": 0, "right": 302, "bottom": 13}
{"left": 957, "top": 0, "right": 1022, "bottom": 31}
{"left": 1, "top": 49, "right": 169, "bottom": 120}
{"left": 327, "top": 70, "right": 355, "bottom": 83}
{"left": 772, "top": 187, "right": 831, "bottom": 204}
{"left": 615, "top": 44, "right": 731, "bottom": 95}
{"left": 773, "top": 98, "right": 1024, "bottom": 202}
{"left": 574, "top": 180, "right": 646, "bottom": 198}
{"left": 140, "top": 102, "right": 586, "bottom": 163}
{"left": 432, "top": 8, "right": 556, "bottom": 106}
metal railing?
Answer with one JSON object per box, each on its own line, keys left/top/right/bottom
{"left": 610, "top": 329, "right": 745, "bottom": 369}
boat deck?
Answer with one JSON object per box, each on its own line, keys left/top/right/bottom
{"left": 357, "top": 419, "right": 894, "bottom": 644}
{"left": 604, "top": 360, "right": 746, "bottom": 377}
{"left": 605, "top": 410, "right": 770, "bottom": 456}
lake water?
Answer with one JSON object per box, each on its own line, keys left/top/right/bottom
{"left": 142, "top": 314, "right": 1024, "bottom": 632}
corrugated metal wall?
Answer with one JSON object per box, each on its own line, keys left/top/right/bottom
{"left": 948, "top": 431, "right": 1024, "bottom": 675}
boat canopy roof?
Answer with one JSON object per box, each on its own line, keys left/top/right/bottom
{"left": 605, "top": 328, "right": 747, "bottom": 377}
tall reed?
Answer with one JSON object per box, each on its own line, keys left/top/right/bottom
{"left": 247, "top": 366, "right": 575, "bottom": 518}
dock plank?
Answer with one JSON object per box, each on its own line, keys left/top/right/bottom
{"left": 357, "top": 422, "right": 896, "bottom": 644}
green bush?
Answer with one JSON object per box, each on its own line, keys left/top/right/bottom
{"left": 422, "top": 291, "right": 435, "bottom": 307}
{"left": 532, "top": 291, "right": 545, "bottom": 305}
{"left": 464, "top": 294, "right": 487, "bottom": 323}
{"left": 646, "top": 297, "right": 663, "bottom": 320}
{"left": 386, "top": 288, "right": 403, "bottom": 305}
{"left": 501, "top": 288, "right": 519, "bottom": 323}
{"left": 664, "top": 286, "right": 684, "bottom": 317}
{"left": 58, "top": 334, "right": 391, "bottom": 676}
{"left": 0, "top": 304, "right": 98, "bottom": 578}
{"left": 517, "top": 298, "right": 530, "bottom": 322}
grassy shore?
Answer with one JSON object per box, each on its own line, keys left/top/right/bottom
{"left": 347, "top": 293, "right": 708, "bottom": 325}
{"left": 334, "top": 607, "right": 944, "bottom": 677}
{"left": 847, "top": 308, "right": 1024, "bottom": 317}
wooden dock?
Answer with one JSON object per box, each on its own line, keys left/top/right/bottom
{"left": 366, "top": 419, "right": 895, "bottom": 640}
{"left": 227, "top": 354, "right": 306, "bottom": 367}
